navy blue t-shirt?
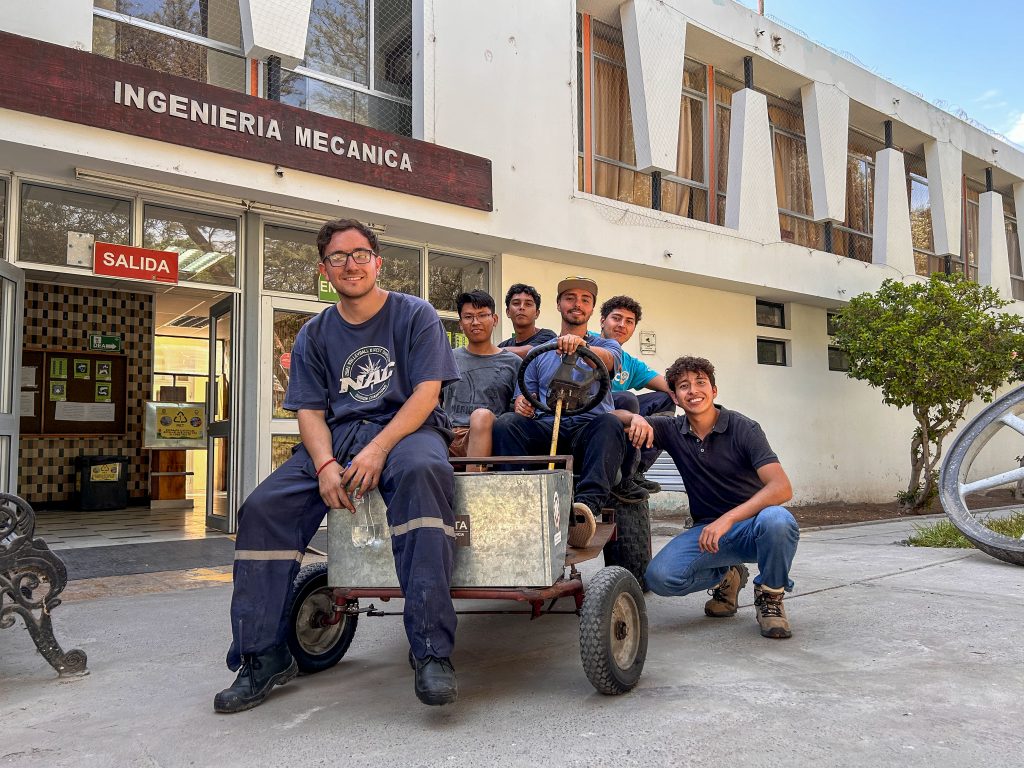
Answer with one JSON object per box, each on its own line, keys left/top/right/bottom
{"left": 283, "top": 292, "right": 460, "bottom": 429}
{"left": 649, "top": 406, "right": 779, "bottom": 524}
{"left": 497, "top": 328, "right": 556, "bottom": 349}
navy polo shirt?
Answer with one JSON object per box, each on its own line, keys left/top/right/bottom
{"left": 648, "top": 405, "right": 779, "bottom": 524}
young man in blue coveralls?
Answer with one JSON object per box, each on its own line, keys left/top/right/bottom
{"left": 492, "top": 276, "right": 629, "bottom": 548}
{"left": 214, "top": 219, "right": 462, "bottom": 713}
{"left": 618, "top": 356, "right": 800, "bottom": 638}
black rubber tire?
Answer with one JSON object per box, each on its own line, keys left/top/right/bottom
{"left": 287, "top": 562, "right": 358, "bottom": 673}
{"left": 602, "top": 499, "right": 652, "bottom": 590}
{"left": 939, "top": 386, "right": 1024, "bottom": 566}
{"left": 579, "top": 566, "right": 648, "bottom": 695}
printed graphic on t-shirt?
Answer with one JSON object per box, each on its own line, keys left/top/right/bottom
{"left": 338, "top": 345, "right": 395, "bottom": 402}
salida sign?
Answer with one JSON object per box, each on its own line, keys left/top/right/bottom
{"left": 93, "top": 242, "right": 178, "bottom": 284}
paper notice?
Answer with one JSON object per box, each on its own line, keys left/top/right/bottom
{"left": 21, "top": 366, "right": 37, "bottom": 388}
{"left": 54, "top": 401, "right": 116, "bottom": 422}
{"left": 20, "top": 391, "right": 35, "bottom": 417}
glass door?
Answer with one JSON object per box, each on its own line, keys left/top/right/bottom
{"left": 0, "top": 260, "right": 24, "bottom": 494}
{"left": 206, "top": 295, "right": 239, "bottom": 531}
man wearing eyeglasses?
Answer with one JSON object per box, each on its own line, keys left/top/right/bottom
{"left": 215, "top": 218, "right": 462, "bottom": 713}
{"left": 441, "top": 290, "right": 521, "bottom": 468}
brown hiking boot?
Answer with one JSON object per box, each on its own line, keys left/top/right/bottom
{"left": 704, "top": 563, "right": 749, "bottom": 617}
{"left": 568, "top": 502, "right": 597, "bottom": 548}
{"left": 753, "top": 585, "right": 792, "bottom": 639}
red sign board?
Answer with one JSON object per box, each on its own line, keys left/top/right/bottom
{"left": 93, "top": 242, "right": 179, "bottom": 284}
{"left": 279, "top": 353, "right": 291, "bottom": 370}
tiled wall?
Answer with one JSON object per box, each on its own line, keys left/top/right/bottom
{"left": 19, "top": 282, "right": 153, "bottom": 506}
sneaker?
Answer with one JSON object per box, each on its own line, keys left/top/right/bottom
{"left": 413, "top": 655, "right": 458, "bottom": 705}
{"left": 568, "top": 502, "right": 597, "bottom": 548}
{"left": 704, "top": 563, "right": 749, "bottom": 618}
{"left": 753, "top": 585, "right": 792, "bottom": 639}
{"left": 609, "top": 478, "right": 649, "bottom": 504}
{"left": 634, "top": 476, "right": 661, "bottom": 494}
{"left": 213, "top": 645, "right": 298, "bottom": 713}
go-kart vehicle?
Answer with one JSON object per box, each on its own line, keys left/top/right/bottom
{"left": 286, "top": 341, "right": 652, "bottom": 694}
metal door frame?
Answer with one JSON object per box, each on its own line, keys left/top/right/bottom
{"left": 206, "top": 294, "right": 241, "bottom": 532}
{"left": 0, "top": 260, "right": 24, "bottom": 494}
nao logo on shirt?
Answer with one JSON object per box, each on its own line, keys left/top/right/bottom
{"left": 338, "top": 346, "right": 395, "bottom": 402}
{"left": 613, "top": 369, "right": 630, "bottom": 387}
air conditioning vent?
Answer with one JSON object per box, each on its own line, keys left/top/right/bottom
{"left": 167, "top": 315, "right": 210, "bottom": 329}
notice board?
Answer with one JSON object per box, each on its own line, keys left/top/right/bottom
{"left": 20, "top": 349, "right": 128, "bottom": 436}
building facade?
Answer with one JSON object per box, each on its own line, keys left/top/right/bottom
{"left": 0, "top": 0, "right": 1021, "bottom": 530}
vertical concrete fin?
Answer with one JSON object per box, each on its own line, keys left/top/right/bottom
{"left": 800, "top": 81, "right": 848, "bottom": 223}
{"left": 619, "top": 0, "right": 687, "bottom": 173}
{"left": 979, "top": 191, "right": 1011, "bottom": 299}
{"left": 871, "top": 147, "right": 915, "bottom": 275}
{"left": 239, "top": 0, "right": 312, "bottom": 68}
{"left": 413, "top": 0, "right": 432, "bottom": 141}
{"left": 923, "top": 140, "right": 962, "bottom": 258}
{"left": 724, "top": 89, "right": 781, "bottom": 241}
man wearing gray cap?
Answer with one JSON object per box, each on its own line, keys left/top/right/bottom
{"left": 492, "top": 276, "right": 628, "bottom": 547}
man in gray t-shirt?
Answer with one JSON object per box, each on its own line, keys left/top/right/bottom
{"left": 441, "top": 290, "right": 521, "bottom": 463}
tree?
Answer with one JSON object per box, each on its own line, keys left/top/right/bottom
{"left": 832, "top": 273, "right": 1024, "bottom": 510}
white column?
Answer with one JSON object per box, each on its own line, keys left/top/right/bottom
{"left": 1014, "top": 182, "right": 1024, "bottom": 229}
{"left": 239, "top": 0, "right": 312, "bottom": 67}
{"left": 800, "top": 82, "right": 849, "bottom": 223}
{"left": 619, "top": 0, "right": 687, "bottom": 173}
{"left": 923, "top": 140, "right": 962, "bottom": 258}
{"left": 413, "top": 0, "right": 433, "bottom": 141}
{"left": 871, "top": 147, "right": 915, "bottom": 274}
{"left": 723, "top": 89, "right": 781, "bottom": 241}
{"left": 979, "top": 191, "right": 1012, "bottom": 298}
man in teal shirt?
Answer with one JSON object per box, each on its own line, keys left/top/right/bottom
{"left": 600, "top": 295, "right": 674, "bottom": 492}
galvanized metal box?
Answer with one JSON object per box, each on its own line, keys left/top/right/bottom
{"left": 328, "top": 469, "right": 572, "bottom": 588}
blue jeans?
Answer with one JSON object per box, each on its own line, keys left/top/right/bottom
{"left": 645, "top": 506, "right": 799, "bottom": 595}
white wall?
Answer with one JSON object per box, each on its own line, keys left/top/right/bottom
{"left": 1, "top": 0, "right": 93, "bottom": 50}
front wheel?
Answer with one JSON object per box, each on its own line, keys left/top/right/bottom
{"left": 579, "top": 566, "right": 648, "bottom": 695}
{"left": 288, "top": 562, "right": 358, "bottom": 673}
{"left": 939, "top": 386, "right": 1024, "bottom": 566}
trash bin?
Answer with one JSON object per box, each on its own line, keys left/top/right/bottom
{"left": 74, "top": 455, "right": 129, "bottom": 511}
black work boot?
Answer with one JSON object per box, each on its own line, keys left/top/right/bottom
{"left": 610, "top": 477, "right": 649, "bottom": 504}
{"left": 413, "top": 655, "right": 458, "bottom": 706}
{"left": 213, "top": 645, "right": 298, "bottom": 714}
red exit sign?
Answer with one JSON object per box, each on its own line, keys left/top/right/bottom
{"left": 93, "top": 242, "right": 178, "bottom": 284}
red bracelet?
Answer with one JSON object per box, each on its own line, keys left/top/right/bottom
{"left": 315, "top": 458, "right": 338, "bottom": 476}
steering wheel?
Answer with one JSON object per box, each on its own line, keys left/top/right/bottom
{"left": 518, "top": 340, "right": 611, "bottom": 417}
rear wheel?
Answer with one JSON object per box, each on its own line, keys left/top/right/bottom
{"left": 602, "top": 499, "right": 651, "bottom": 589}
{"left": 579, "top": 566, "right": 647, "bottom": 695}
{"left": 288, "top": 562, "right": 358, "bottom": 673}
{"left": 940, "top": 386, "right": 1024, "bottom": 566}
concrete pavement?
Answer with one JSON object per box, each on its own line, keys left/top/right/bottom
{"left": 2, "top": 518, "right": 1022, "bottom": 768}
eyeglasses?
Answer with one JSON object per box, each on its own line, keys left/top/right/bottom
{"left": 460, "top": 312, "right": 493, "bottom": 324}
{"left": 323, "top": 248, "right": 377, "bottom": 267}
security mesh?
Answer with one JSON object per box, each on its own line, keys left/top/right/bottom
{"left": 283, "top": 0, "right": 413, "bottom": 136}
{"left": 92, "top": 0, "right": 249, "bottom": 94}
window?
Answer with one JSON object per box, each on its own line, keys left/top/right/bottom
{"left": 264, "top": 225, "right": 320, "bottom": 296}
{"left": 427, "top": 251, "right": 489, "bottom": 313}
{"left": 271, "top": 310, "right": 316, "bottom": 419}
{"left": 1006, "top": 197, "right": 1022, "bottom": 301}
{"left": 577, "top": 16, "right": 710, "bottom": 221}
{"left": 756, "top": 300, "right": 785, "bottom": 328}
{"left": 769, "top": 100, "right": 821, "bottom": 250}
{"left": 0, "top": 178, "right": 6, "bottom": 257}
{"left": 92, "top": 0, "right": 247, "bottom": 93}
{"left": 714, "top": 74, "right": 740, "bottom": 225}
{"left": 144, "top": 204, "right": 238, "bottom": 287}
{"left": 282, "top": 0, "right": 413, "bottom": 136}
{"left": 826, "top": 312, "right": 849, "bottom": 371}
{"left": 960, "top": 179, "right": 983, "bottom": 283}
{"left": 904, "top": 153, "right": 944, "bottom": 278}
{"left": 833, "top": 130, "right": 880, "bottom": 263}
{"left": 18, "top": 183, "right": 131, "bottom": 267}
{"left": 756, "top": 338, "right": 787, "bottom": 366}
{"left": 377, "top": 242, "right": 422, "bottom": 296}
{"left": 828, "top": 346, "right": 851, "bottom": 372}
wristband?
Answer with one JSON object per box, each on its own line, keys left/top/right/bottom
{"left": 315, "top": 457, "right": 338, "bottom": 477}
